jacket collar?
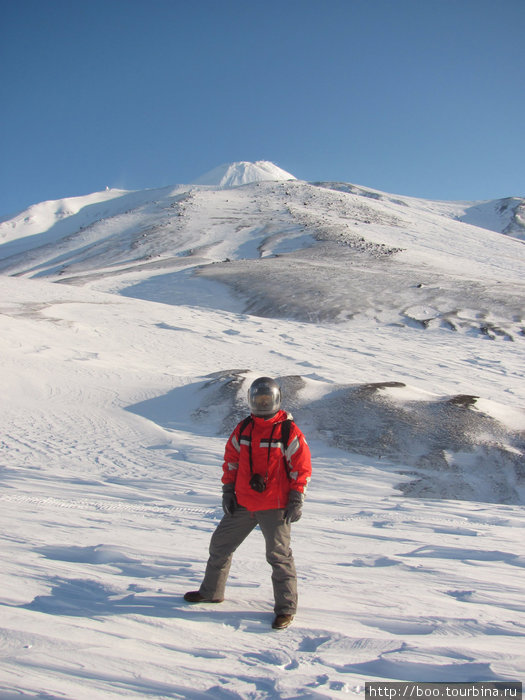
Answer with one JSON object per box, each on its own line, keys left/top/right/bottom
{"left": 251, "top": 409, "right": 290, "bottom": 426}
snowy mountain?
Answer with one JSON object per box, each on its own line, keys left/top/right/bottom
{"left": 191, "top": 159, "right": 296, "bottom": 187}
{"left": 0, "top": 162, "right": 524, "bottom": 698}
{"left": 1, "top": 168, "right": 523, "bottom": 337}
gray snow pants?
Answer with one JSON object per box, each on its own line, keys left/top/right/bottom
{"left": 199, "top": 506, "right": 298, "bottom": 615}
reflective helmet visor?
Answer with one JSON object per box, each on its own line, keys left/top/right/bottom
{"left": 248, "top": 378, "right": 281, "bottom": 417}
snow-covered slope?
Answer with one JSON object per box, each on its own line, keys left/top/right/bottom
{"left": 457, "top": 197, "right": 525, "bottom": 239}
{"left": 0, "top": 173, "right": 524, "bottom": 338}
{"left": 0, "top": 163, "right": 524, "bottom": 698}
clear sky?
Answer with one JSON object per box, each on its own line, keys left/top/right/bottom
{"left": 1, "top": 0, "right": 524, "bottom": 217}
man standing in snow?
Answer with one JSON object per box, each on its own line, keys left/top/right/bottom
{"left": 184, "top": 376, "right": 312, "bottom": 630}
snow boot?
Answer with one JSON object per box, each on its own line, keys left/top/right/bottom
{"left": 272, "top": 614, "right": 294, "bottom": 629}
{"left": 184, "top": 590, "right": 224, "bottom": 604}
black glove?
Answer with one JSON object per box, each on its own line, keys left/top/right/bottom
{"left": 222, "top": 483, "right": 237, "bottom": 516}
{"left": 283, "top": 489, "right": 304, "bottom": 524}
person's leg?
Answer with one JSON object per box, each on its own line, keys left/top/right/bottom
{"left": 256, "top": 509, "right": 297, "bottom": 615}
{"left": 198, "top": 506, "right": 257, "bottom": 600}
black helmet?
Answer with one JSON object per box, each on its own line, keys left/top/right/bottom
{"left": 248, "top": 377, "right": 281, "bottom": 417}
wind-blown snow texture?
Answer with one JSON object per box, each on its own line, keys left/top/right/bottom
{"left": 0, "top": 162, "right": 524, "bottom": 698}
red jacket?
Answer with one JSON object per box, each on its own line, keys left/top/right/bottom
{"left": 222, "top": 410, "right": 312, "bottom": 512}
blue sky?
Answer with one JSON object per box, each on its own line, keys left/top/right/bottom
{"left": 1, "top": 0, "right": 524, "bottom": 216}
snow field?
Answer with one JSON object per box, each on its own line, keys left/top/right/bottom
{"left": 0, "top": 274, "right": 524, "bottom": 698}
{"left": 0, "top": 164, "right": 524, "bottom": 697}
